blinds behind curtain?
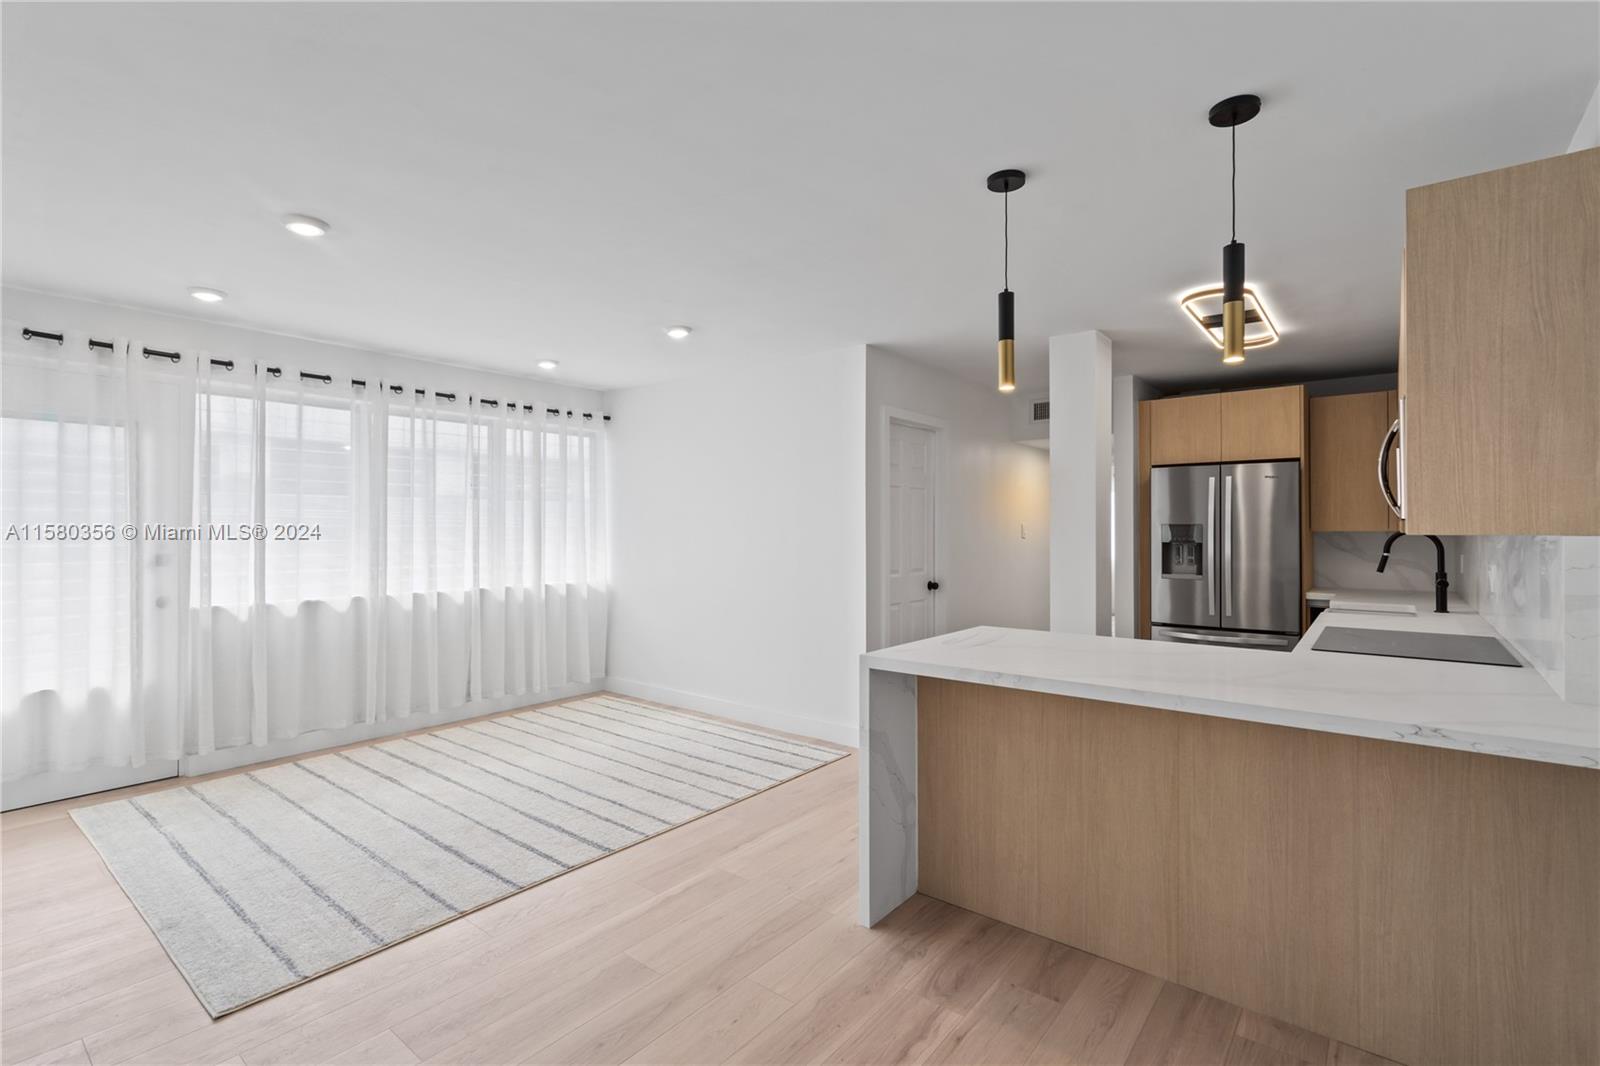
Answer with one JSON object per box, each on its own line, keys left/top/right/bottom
{"left": 1, "top": 330, "right": 609, "bottom": 782}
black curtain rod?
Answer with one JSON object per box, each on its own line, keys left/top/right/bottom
{"left": 21, "top": 325, "right": 609, "bottom": 420}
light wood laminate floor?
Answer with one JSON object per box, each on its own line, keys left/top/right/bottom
{"left": 1, "top": 695, "right": 1400, "bottom": 1065}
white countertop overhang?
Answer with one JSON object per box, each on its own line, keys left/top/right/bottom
{"left": 860, "top": 598, "right": 1598, "bottom": 769}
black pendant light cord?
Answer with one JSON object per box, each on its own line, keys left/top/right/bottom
{"left": 1231, "top": 125, "right": 1237, "bottom": 243}
{"left": 1003, "top": 189, "right": 1010, "bottom": 291}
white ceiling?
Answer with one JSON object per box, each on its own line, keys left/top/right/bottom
{"left": 3, "top": 3, "right": 1595, "bottom": 393}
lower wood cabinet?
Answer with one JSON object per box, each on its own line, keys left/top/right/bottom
{"left": 916, "top": 677, "right": 1599, "bottom": 1066}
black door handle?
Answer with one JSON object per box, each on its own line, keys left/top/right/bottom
{"left": 927, "top": 580, "right": 940, "bottom": 591}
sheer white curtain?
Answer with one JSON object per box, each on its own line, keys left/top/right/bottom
{"left": 0, "top": 332, "right": 184, "bottom": 779}
{"left": 4, "top": 329, "right": 608, "bottom": 784}
{"left": 472, "top": 400, "right": 608, "bottom": 700}
{"left": 183, "top": 371, "right": 607, "bottom": 762}
{"left": 187, "top": 360, "right": 378, "bottom": 755}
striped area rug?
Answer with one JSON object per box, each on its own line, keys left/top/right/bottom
{"left": 71, "top": 695, "right": 846, "bottom": 1017}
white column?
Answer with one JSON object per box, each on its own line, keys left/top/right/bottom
{"left": 1049, "top": 331, "right": 1113, "bottom": 635}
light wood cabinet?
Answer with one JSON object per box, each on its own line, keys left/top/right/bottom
{"left": 1309, "top": 390, "right": 1398, "bottom": 532}
{"left": 1147, "top": 393, "right": 1220, "bottom": 465}
{"left": 1220, "top": 385, "right": 1304, "bottom": 461}
{"left": 1400, "top": 147, "right": 1599, "bottom": 534}
{"left": 1147, "top": 386, "right": 1305, "bottom": 467}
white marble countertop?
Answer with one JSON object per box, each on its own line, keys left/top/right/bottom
{"left": 860, "top": 595, "right": 1599, "bottom": 768}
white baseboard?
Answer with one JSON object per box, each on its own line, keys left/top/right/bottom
{"left": 602, "top": 677, "right": 857, "bottom": 748}
{"left": 178, "top": 679, "right": 605, "bottom": 778}
{"left": 3, "top": 676, "right": 848, "bottom": 811}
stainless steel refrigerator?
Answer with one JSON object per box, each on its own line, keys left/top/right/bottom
{"left": 1150, "top": 461, "right": 1301, "bottom": 651}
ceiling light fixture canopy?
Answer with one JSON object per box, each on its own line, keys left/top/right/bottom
{"left": 283, "top": 214, "right": 330, "bottom": 238}
{"left": 188, "top": 287, "right": 226, "bottom": 303}
{"left": 664, "top": 325, "right": 692, "bottom": 340}
{"left": 987, "top": 168, "right": 1025, "bottom": 393}
{"left": 1209, "top": 93, "right": 1261, "bottom": 365}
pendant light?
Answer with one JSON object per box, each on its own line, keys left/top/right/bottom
{"left": 987, "top": 168, "right": 1025, "bottom": 392}
{"left": 1209, "top": 94, "right": 1260, "bottom": 365}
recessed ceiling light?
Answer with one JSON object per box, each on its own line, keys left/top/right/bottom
{"left": 283, "top": 214, "right": 330, "bottom": 238}
{"left": 189, "top": 287, "right": 227, "bottom": 303}
{"left": 664, "top": 325, "right": 692, "bottom": 340}
{"left": 536, "top": 360, "right": 560, "bottom": 371}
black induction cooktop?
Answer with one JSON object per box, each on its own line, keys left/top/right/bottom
{"left": 1311, "top": 626, "right": 1523, "bottom": 667}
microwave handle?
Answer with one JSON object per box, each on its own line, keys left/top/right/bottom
{"left": 1378, "top": 418, "right": 1403, "bottom": 518}
{"left": 1206, "top": 475, "right": 1217, "bottom": 618}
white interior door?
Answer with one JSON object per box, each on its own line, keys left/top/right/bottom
{"left": 887, "top": 420, "right": 937, "bottom": 646}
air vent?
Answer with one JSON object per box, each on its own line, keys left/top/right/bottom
{"left": 1031, "top": 401, "right": 1050, "bottom": 422}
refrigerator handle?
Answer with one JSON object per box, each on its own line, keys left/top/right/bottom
{"left": 1222, "top": 474, "right": 1234, "bottom": 618}
{"left": 1206, "top": 475, "right": 1217, "bottom": 618}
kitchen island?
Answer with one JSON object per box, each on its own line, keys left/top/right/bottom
{"left": 858, "top": 604, "right": 1599, "bottom": 1066}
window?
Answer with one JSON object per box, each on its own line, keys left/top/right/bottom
{"left": 385, "top": 411, "right": 473, "bottom": 596}
{"left": 1, "top": 415, "right": 131, "bottom": 700}
{"left": 202, "top": 391, "right": 362, "bottom": 607}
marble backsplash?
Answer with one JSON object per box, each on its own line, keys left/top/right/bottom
{"left": 1313, "top": 532, "right": 1465, "bottom": 593}
{"left": 1314, "top": 532, "right": 1596, "bottom": 705}
{"left": 1457, "top": 536, "right": 1598, "bottom": 706}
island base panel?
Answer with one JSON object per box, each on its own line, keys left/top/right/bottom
{"left": 914, "top": 677, "right": 1599, "bottom": 1066}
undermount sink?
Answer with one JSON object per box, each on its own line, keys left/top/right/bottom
{"left": 1311, "top": 626, "right": 1522, "bottom": 667}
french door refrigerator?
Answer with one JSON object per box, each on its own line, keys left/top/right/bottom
{"left": 1150, "top": 461, "right": 1301, "bottom": 651}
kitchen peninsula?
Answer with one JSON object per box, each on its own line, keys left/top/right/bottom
{"left": 858, "top": 612, "right": 1599, "bottom": 1066}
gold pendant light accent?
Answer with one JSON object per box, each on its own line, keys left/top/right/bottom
{"left": 998, "top": 338, "right": 1016, "bottom": 392}
{"left": 1221, "top": 299, "right": 1246, "bottom": 363}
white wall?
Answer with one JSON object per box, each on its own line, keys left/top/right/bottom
{"left": 864, "top": 347, "right": 1049, "bottom": 651}
{"left": 2, "top": 287, "right": 601, "bottom": 412}
{"left": 603, "top": 346, "right": 867, "bottom": 746}
{"left": 1049, "top": 331, "right": 1113, "bottom": 634}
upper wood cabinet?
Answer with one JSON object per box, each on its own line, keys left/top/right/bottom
{"left": 1148, "top": 393, "right": 1221, "bottom": 465}
{"left": 1309, "top": 390, "right": 1398, "bottom": 532}
{"left": 1221, "top": 386, "right": 1304, "bottom": 462}
{"left": 1400, "top": 147, "right": 1599, "bottom": 534}
{"left": 1147, "top": 386, "right": 1304, "bottom": 466}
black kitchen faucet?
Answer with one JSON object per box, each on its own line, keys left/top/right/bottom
{"left": 1377, "top": 532, "right": 1449, "bottom": 613}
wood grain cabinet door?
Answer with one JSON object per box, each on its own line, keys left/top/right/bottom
{"left": 1220, "top": 386, "right": 1304, "bottom": 462}
{"left": 1402, "top": 146, "right": 1599, "bottom": 534}
{"left": 1148, "top": 394, "right": 1221, "bottom": 466}
{"left": 1309, "top": 391, "right": 1392, "bottom": 532}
